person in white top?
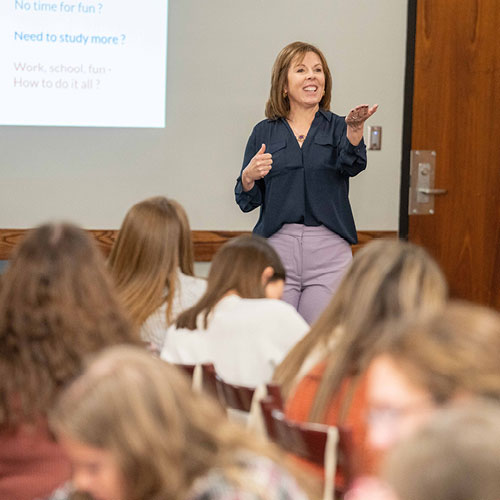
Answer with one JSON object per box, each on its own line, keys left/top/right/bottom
{"left": 161, "top": 235, "right": 309, "bottom": 387}
{"left": 108, "top": 197, "right": 206, "bottom": 353}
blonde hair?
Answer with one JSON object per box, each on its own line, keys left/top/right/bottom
{"left": 108, "top": 197, "right": 195, "bottom": 328}
{"left": 175, "top": 235, "right": 285, "bottom": 330}
{"left": 0, "top": 223, "right": 137, "bottom": 427}
{"left": 384, "top": 402, "right": 500, "bottom": 500}
{"left": 273, "top": 239, "right": 447, "bottom": 416}
{"left": 375, "top": 301, "right": 500, "bottom": 404}
{"left": 265, "top": 41, "right": 332, "bottom": 119}
{"left": 50, "top": 346, "right": 301, "bottom": 500}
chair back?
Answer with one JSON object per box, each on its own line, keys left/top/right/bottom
{"left": 215, "top": 377, "right": 276, "bottom": 435}
{"left": 171, "top": 362, "right": 218, "bottom": 399}
{"left": 260, "top": 395, "right": 354, "bottom": 500}
{"left": 215, "top": 376, "right": 255, "bottom": 412}
{"left": 266, "top": 383, "right": 284, "bottom": 409}
{"left": 200, "top": 363, "right": 218, "bottom": 399}
{"left": 176, "top": 363, "right": 197, "bottom": 377}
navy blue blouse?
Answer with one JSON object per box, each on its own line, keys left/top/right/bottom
{"left": 234, "top": 109, "right": 367, "bottom": 244}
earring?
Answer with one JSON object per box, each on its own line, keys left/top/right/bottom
{"left": 282, "top": 90, "right": 288, "bottom": 98}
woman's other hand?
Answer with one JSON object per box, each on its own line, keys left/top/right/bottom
{"left": 242, "top": 144, "right": 273, "bottom": 191}
{"left": 346, "top": 104, "right": 379, "bottom": 146}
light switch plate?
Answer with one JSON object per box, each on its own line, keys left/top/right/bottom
{"left": 368, "top": 125, "right": 382, "bottom": 150}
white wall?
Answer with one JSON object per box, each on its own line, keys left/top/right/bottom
{"left": 0, "top": 0, "right": 408, "bottom": 232}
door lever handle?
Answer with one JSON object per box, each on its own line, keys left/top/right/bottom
{"left": 418, "top": 188, "right": 447, "bottom": 195}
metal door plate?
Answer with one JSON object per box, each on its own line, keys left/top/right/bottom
{"left": 409, "top": 150, "right": 436, "bottom": 215}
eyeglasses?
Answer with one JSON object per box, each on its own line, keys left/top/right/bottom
{"left": 366, "top": 401, "right": 434, "bottom": 427}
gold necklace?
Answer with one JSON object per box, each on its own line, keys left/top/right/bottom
{"left": 287, "top": 119, "right": 309, "bottom": 143}
{"left": 289, "top": 124, "right": 307, "bottom": 142}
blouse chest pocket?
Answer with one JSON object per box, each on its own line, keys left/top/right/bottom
{"left": 313, "top": 133, "right": 338, "bottom": 168}
{"left": 267, "top": 140, "right": 287, "bottom": 156}
{"left": 266, "top": 140, "right": 289, "bottom": 176}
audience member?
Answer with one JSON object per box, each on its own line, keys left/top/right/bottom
{"left": 0, "top": 223, "right": 138, "bottom": 500}
{"left": 347, "top": 402, "right": 500, "bottom": 500}
{"left": 108, "top": 196, "right": 206, "bottom": 353}
{"left": 382, "top": 403, "right": 500, "bottom": 500}
{"left": 50, "top": 345, "right": 311, "bottom": 500}
{"left": 275, "top": 239, "right": 447, "bottom": 476}
{"left": 366, "top": 301, "right": 500, "bottom": 455}
{"left": 161, "top": 235, "right": 309, "bottom": 386}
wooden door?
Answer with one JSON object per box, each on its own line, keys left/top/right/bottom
{"left": 403, "top": 0, "right": 500, "bottom": 308}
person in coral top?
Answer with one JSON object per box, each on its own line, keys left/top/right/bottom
{"left": 285, "top": 361, "right": 373, "bottom": 481}
{"left": 273, "top": 239, "right": 448, "bottom": 482}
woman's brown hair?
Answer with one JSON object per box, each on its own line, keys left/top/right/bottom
{"left": 265, "top": 41, "right": 332, "bottom": 119}
{"left": 50, "top": 346, "right": 310, "bottom": 500}
{"left": 175, "top": 234, "right": 285, "bottom": 330}
{"left": 273, "top": 239, "right": 448, "bottom": 417}
{"left": 0, "top": 223, "right": 137, "bottom": 427}
{"left": 108, "top": 196, "right": 195, "bottom": 328}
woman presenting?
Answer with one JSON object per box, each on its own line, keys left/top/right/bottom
{"left": 235, "top": 41, "right": 377, "bottom": 324}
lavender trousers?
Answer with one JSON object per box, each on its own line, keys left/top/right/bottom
{"left": 268, "top": 224, "right": 352, "bottom": 325}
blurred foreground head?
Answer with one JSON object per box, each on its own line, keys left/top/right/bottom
{"left": 367, "top": 301, "right": 500, "bottom": 453}
{"left": 0, "top": 222, "right": 136, "bottom": 426}
{"left": 384, "top": 402, "right": 500, "bottom": 500}
{"left": 50, "top": 345, "right": 303, "bottom": 500}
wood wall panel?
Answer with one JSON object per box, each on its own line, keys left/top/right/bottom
{"left": 0, "top": 229, "right": 397, "bottom": 262}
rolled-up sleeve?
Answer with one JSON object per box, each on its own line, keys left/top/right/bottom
{"left": 337, "top": 133, "right": 367, "bottom": 177}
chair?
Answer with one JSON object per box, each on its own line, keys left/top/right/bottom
{"left": 215, "top": 376, "right": 256, "bottom": 412}
{"left": 214, "top": 379, "right": 284, "bottom": 413}
{"left": 214, "top": 376, "right": 257, "bottom": 427}
{"left": 265, "top": 383, "right": 284, "bottom": 409}
{"left": 171, "top": 362, "right": 218, "bottom": 399}
{"left": 260, "top": 395, "right": 353, "bottom": 500}
{"left": 175, "top": 362, "right": 197, "bottom": 378}
{"left": 215, "top": 377, "right": 283, "bottom": 435}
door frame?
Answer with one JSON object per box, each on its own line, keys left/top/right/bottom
{"left": 398, "top": 0, "right": 418, "bottom": 239}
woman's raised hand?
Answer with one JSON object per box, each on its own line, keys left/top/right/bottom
{"left": 346, "top": 104, "right": 379, "bottom": 130}
{"left": 345, "top": 104, "right": 378, "bottom": 146}
{"left": 242, "top": 144, "right": 273, "bottom": 191}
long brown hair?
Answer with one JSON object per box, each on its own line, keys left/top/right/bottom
{"left": 265, "top": 41, "right": 332, "bottom": 119}
{"left": 273, "top": 239, "right": 448, "bottom": 417}
{"left": 50, "top": 346, "right": 308, "bottom": 500}
{"left": 0, "top": 223, "right": 137, "bottom": 427}
{"left": 374, "top": 302, "right": 500, "bottom": 404}
{"left": 175, "top": 235, "right": 285, "bottom": 330}
{"left": 108, "top": 197, "right": 195, "bottom": 327}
